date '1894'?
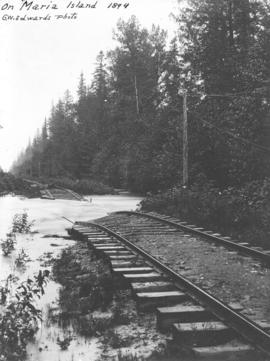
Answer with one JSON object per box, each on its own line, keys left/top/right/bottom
{"left": 107, "top": 2, "right": 129, "bottom": 9}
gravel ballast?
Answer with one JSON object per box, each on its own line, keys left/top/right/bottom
{"left": 97, "top": 213, "right": 270, "bottom": 327}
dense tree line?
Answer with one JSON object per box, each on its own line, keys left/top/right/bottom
{"left": 0, "top": 170, "right": 34, "bottom": 195}
{"left": 12, "top": 1, "right": 270, "bottom": 194}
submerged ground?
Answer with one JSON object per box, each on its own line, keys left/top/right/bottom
{"left": 0, "top": 194, "right": 141, "bottom": 361}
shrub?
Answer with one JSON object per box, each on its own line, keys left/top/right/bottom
{"left": 1, "top": 233, "right": 16, "bottom": 256}
{"left": 15, "top": 248, "right": 30, "bottom": 268}
{"left": 12, "top": 212, "right": 34, "bottom": 233}
{"left": 56, "top": 336, "right": 72, "bottom": 350}
{"left": 78, "top": 313, "right": 113, "bottom": 337}
{"left": 103, "top": 329, "right": 131, "bottom": 349}
{"left": 0, "top": 270, "right": 49, "bottom": 361}
{"left": 141, "top": 178, "right": 270, "bottom": 248}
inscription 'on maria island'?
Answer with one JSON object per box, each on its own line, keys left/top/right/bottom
{"left": 0, "top": 0, "right": 131, "bottom": 20}
{"left": 0, "top": 0, "right": 129, "bottom": 11}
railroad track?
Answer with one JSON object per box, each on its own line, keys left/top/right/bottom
{"left": 69, "top": 221, "right": 270, "bottom": 360}
{"left": 111, "top": 211, "right": 270, "bottom": 265}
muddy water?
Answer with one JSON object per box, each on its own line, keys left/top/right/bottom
{"left": 0, "top": 194, "right": 141, "bottom": 361}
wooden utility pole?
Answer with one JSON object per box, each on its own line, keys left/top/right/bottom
{"left": 38, "top": 161, "right": 41, "bottom": 178}
{"left": 134, "top": 75, "right": 140, "bottom": 116}
{"left": 182, "top": 90, "right": 188, "bottom": 187}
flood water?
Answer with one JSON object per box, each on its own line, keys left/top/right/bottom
{"left": 0, "top": 194, "right": 142, "bottom": 361}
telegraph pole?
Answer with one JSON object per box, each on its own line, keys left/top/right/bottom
{"left": 134, "top": 75, "right": 140, "bottom": 116}
{"left": 182, "top": 90, "right": 188, "bottom": 187}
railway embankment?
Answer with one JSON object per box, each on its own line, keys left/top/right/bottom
{"left": 97, "top": 213, "right": 270, "bottom": 326}
{"left": 140, "top": 180, "right": 270, "bottom": 249}
{"left": 67, "top": 212, "right": 270, "bottom": 360}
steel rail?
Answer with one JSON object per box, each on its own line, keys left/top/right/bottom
{"left": 114, "top": 211, "right": 270, "bottom": 264}
{"left": 75, "top": 220, "right": 270, "bottom": 356}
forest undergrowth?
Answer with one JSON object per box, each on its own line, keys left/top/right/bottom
{"left": 141, "top": 177, "right": 270, "bottom": 248}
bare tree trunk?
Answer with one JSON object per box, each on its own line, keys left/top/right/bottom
{"left": 182, "top": 91, "right": 188, "bottom": 187}
{"left": 228, "top": 0, "right": 234, "bottom": 46}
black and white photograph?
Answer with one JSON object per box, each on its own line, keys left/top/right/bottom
{"left": 0, "top": 0, "right": 270, "bottom": 360}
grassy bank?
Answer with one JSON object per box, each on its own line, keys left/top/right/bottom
{"left": 141, "top": 178, "right": 270, "bottom": 248}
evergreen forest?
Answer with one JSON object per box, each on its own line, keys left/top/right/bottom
{"left": 11, "top": 0, "right": 270, "bottom": 245}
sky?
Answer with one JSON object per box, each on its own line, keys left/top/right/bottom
{"left": 0, "top": 0, "right": 179, "bottom": 171}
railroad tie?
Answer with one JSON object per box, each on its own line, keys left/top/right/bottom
{"left": 157, "top": 303, "right": 243, "bottom": 332}
{"left": 103, "top": 250, "right": 132, "bottom": 256}
{"left": 192, "top": 343, "right": 255, "bottom": 360}
{"left": 136, "top": 290, "right": 188, "bottom": 311}
{"left": 88, "top": 238, "right": 116, "bottom": 244}
{"left": 131, "top": 281, "right": 176, "bottom": 293}
{"left": 252, "top": 246, "right": 264, "bottom": 251}
{"left": 91, "top": 242, "right": 120, "bottom": 247}
{"left": 111, "top": 261, "right": 188, "bottom": 311}
{"left": 72, "top": 226, "right": 92, "bottom": 231}
{"left": 94, "top": 246, "right": 126, "bottom": 251}
{"left": 122, "top": 272, "right": 167, "bottom": 283}
{"left": 113, "top": 266, "right": 154, "bottom": 274}
{"left": 71, "top": 228, "right": 97, "bottom": 239}
{"left": 84, "top": 234, "right": 111, "bottom": 239}
{"left": 110, "top": 260, "right": 136, "bottom": 268}
{"left": 109, "top": 254, "right": 137, "bottom": 260}
{"left": 172, "top": 321, "right": 233, "bottom": 347}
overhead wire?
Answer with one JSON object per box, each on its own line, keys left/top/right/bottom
{"left": 181, "top": 85, "right": 269, "bottom": 98}
{"left": 200, "top": 118, "right": 270, "bottom": 154}
{"left": 178, "top": 85, "right": 270, "bottom": 154}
